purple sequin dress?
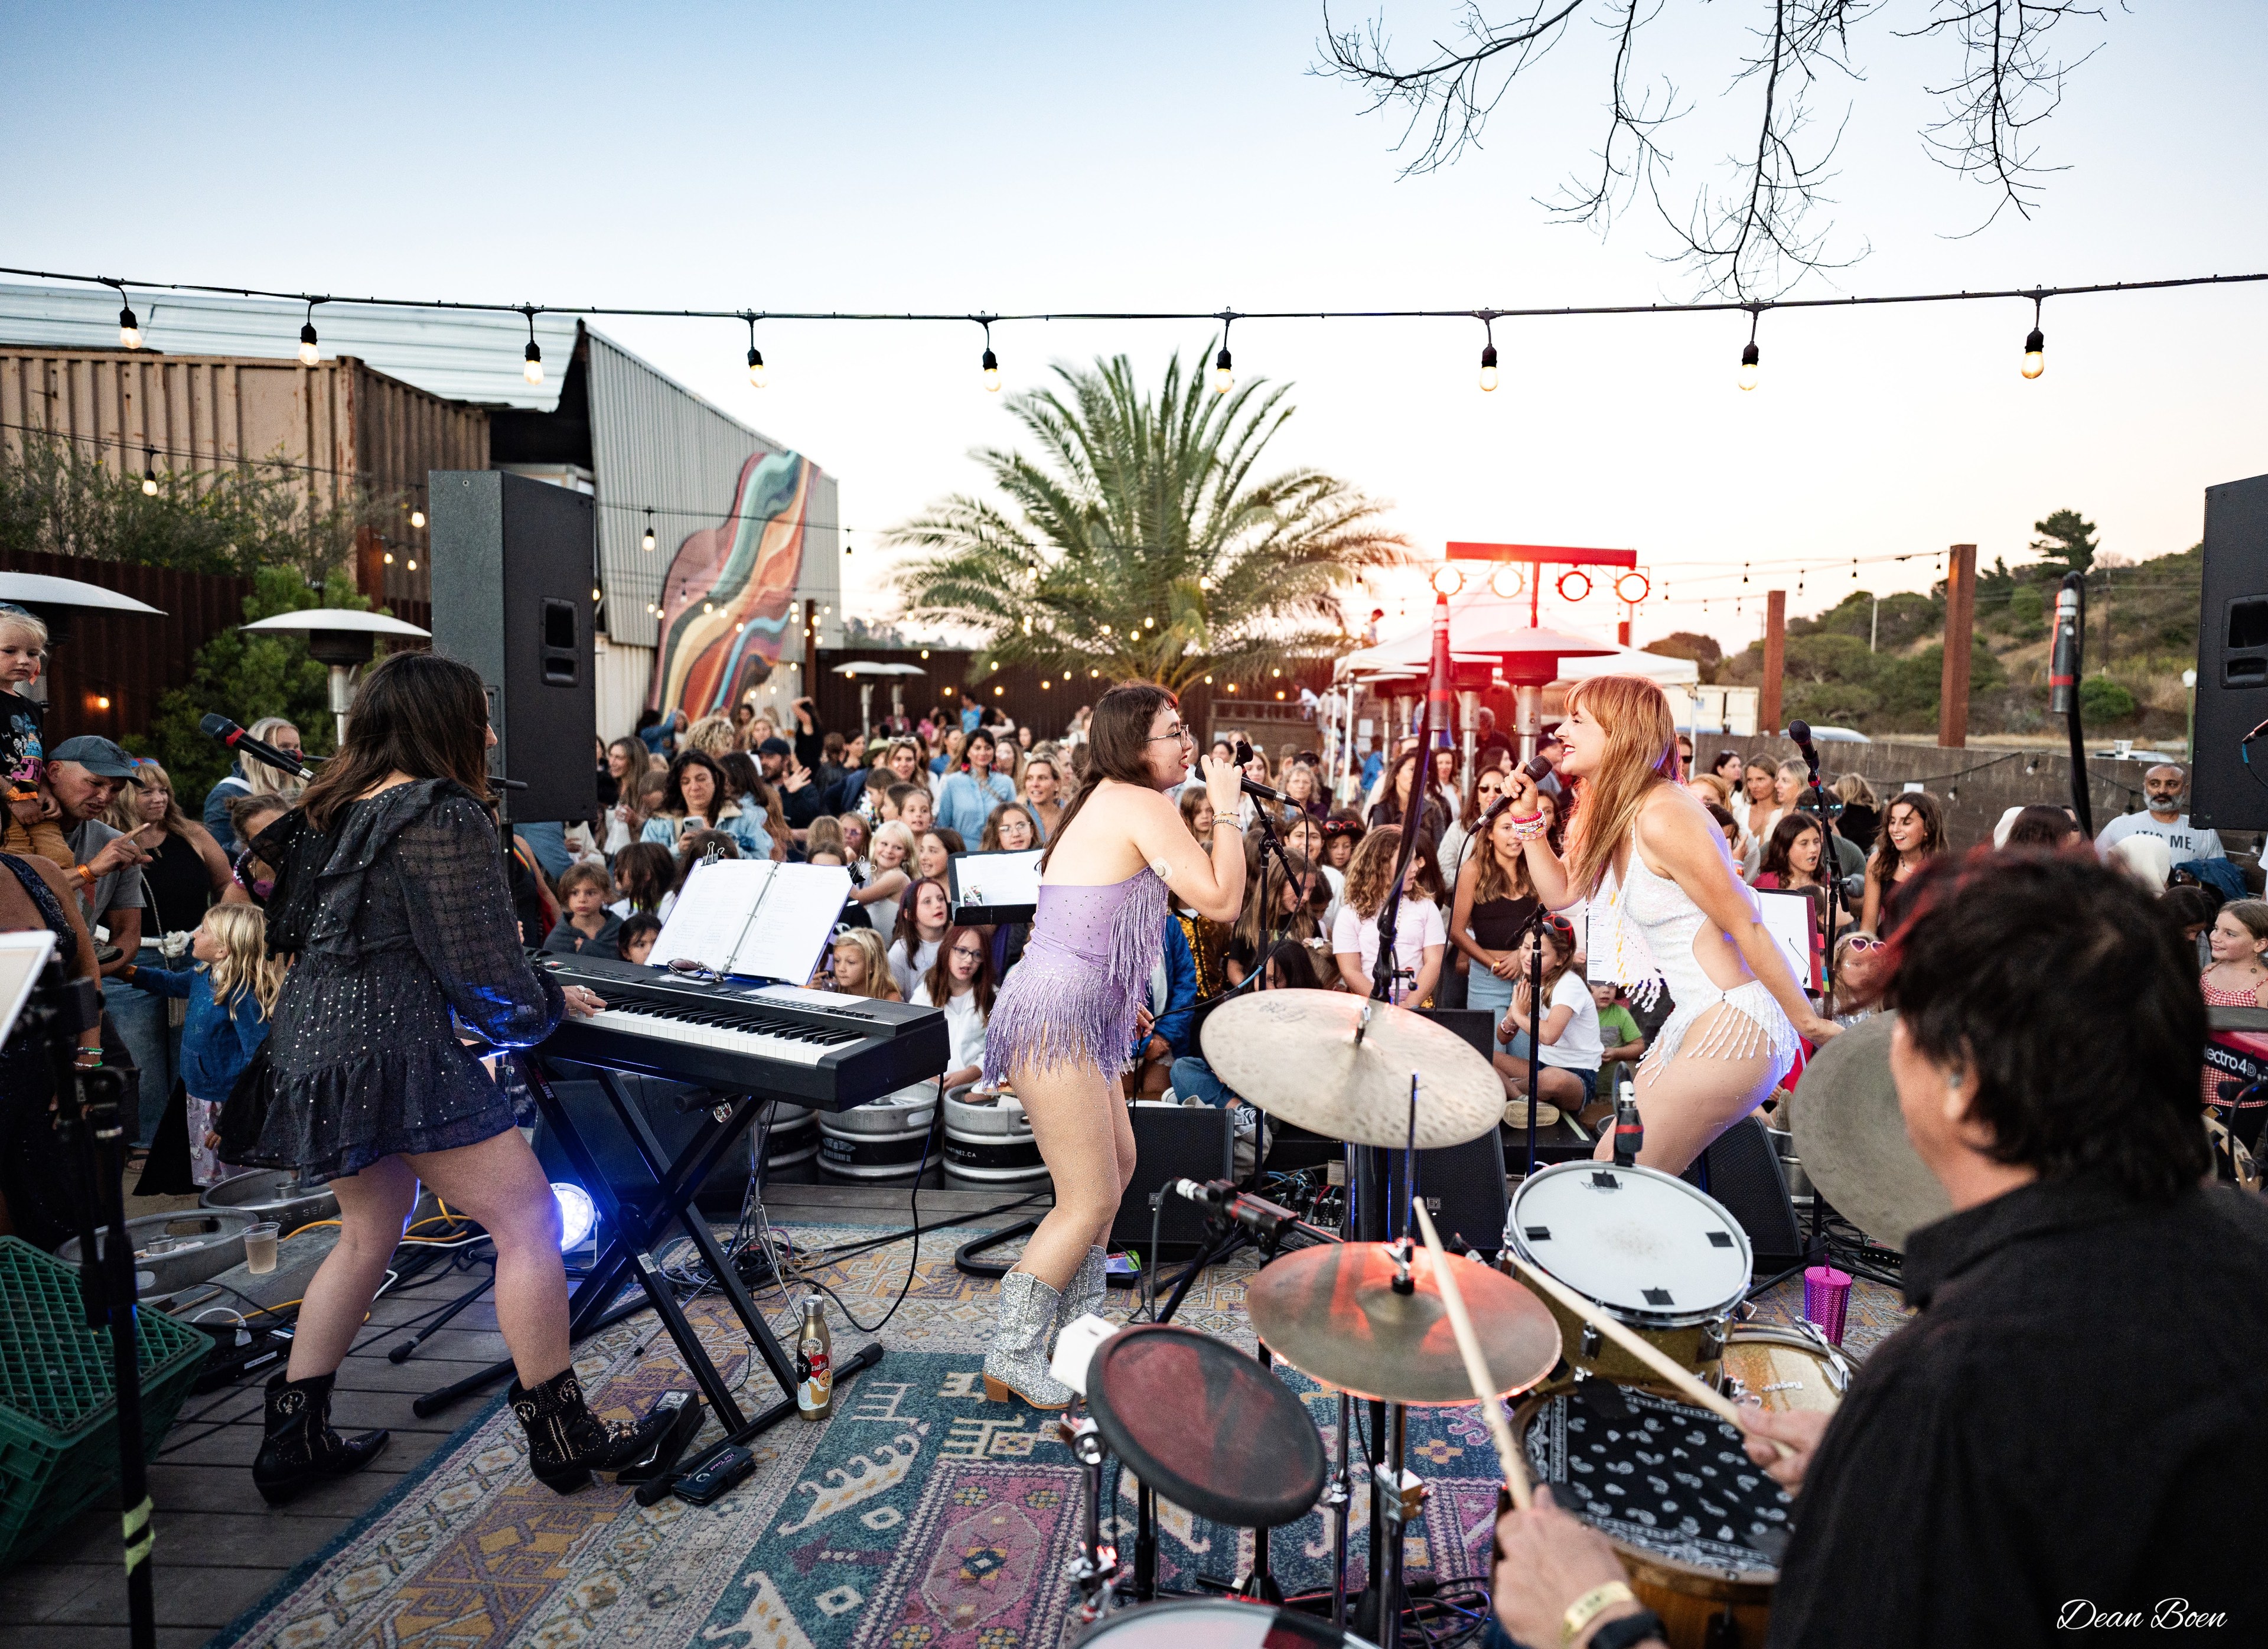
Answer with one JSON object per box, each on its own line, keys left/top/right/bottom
{"left": 982, "top": 868, "right": 1168, "bottom": 1084}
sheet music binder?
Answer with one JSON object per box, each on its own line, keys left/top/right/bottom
{"left": 947, "top": 849, "right": 1041, "bottom": 925}
{"left": 649, "top": 859, "right": 852, "bottom": 982}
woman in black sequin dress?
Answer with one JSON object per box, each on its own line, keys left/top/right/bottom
{"left": 241, "top": 653, "right": 672, "bottom": 1503}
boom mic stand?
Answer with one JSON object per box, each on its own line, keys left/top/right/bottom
{"left": 2049, "top": 572, "right": 2094, "bottom": 837}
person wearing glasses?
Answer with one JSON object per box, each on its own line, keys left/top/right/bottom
{"left": 911, "top": 924, "right": 995, "bottom": 1088}
{"left": 1828, "top": 929, "right": 1891, "bottom": 1025}
{"left": 977, "top": 684, "right": 1246, "bottom": 1408}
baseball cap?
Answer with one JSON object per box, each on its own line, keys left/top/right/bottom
{"left": 48, "top": 735, "right": 146, "bottom": 784}
{"left": 757, "top": 736, "right": 793, "bottom": 757}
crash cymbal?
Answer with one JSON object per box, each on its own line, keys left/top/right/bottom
{"left": 1198, "top": 989, "right": 1503, "bottom": 1149}
{"left": 1246, "top": 1240, "right": 1562, "bottom": 1405}
{"left": 1788, "top": 1012, "right": 1949, "bottom": 1254}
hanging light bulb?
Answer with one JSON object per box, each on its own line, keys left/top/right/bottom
{"left": 642, "top": 509, "right": 657, "bottom": 553}
{"left": 1477, "top": 316, "right": 1499, "bottom": 392}
{"left": 406, "top": 558, "right": 418, "bottom": 571}
{"left": 141, "top": 448, "right": 158, "bottom": 496}
{"left": 1213, "top": 315, "right": 1235, "bottom": 395}
{"left": 115, "top": 288, "right": 140, "bottom": 350}
{"left": 2022, "top": 295, "right": 2046, "bottom": 379}
{"left": 592, "top": 585, "right": 602, "bottom": 602}
{"left": 521, "top": 308, "right": 544, "bottom": 387}
{"left": 297, "top": 299, "right": 322, "bottom": 367}
{"left": 744, "top": 313, "right": 767, "bottom": 387}
{"left": 979, "top": 319, "right": 1001, "bottom": 392}
{"left": 409, "top": 508, "right": 426, "bottom": 530}
{"left": 1738, "top": 308, "right": 1761, "bottom": 391}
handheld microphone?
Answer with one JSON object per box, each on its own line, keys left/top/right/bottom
{"left": 201, "top": 713, "right": 315, "bottom": 781}
{"left": 1225, "top": 742, "right": 1292, "bottom": 805}
{"left": 1785, "top": 718, "right": 1819, "bottom": 775}
{"left": 1171, "top": 1178, "right": 1298, "bottom": 1238}
{"left": 2048, "top": 575, "right": 2083, "bottom": 715}
{"left": 1478, "top": 749, "right": 1563, "bottom": 832}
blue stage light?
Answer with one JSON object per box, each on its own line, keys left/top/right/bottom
{"left": 551, "top": 1182, "right": 597, "bottom": 1250}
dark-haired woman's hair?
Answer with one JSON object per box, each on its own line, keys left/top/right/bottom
{"left": 1868, "top": 791, "right": 1947, "bottom": 892}
{"left": 1038, "top": 682, "right": 1179, "bottom": 872}
{"left": 676, "top": 828, "right": 739, "bottom": 881}
{"left": 610, "top": 842, "right": 677, "bottom": 913}
{"left": 1759, "top": 811, "right": 1824, "bottom": 886}
{"left": 617, "top": 911, "right": 662, "bottom": 958}
{"left": 662, "top": 751, "right": 732, "bottom": 820}
{"left": 301, "top": 652, "right": 493, "bottom": 830}
{"left": 2003, "top": 804, "right": 2080, "bottom": 850}
{"left": 1886, "top": 851, "right": 2209, "bottom": 1201}
{"left": 2158, "top": 883, "right": 2221, "bottom": 933}
{"left": 978, "top": 801, "right": 1039, "bottom": 852}
{"left": 895, "top": 875, "right": 951, "bottom": 953}
{"left": 1262, "top": 939, "right": 1327, "bottom": 991}
{"left": 922, "top": 923, "right": 997, "bottom": 1018}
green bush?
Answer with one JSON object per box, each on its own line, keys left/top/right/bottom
{"left": 2079, "top": 674, "right": 2138, "bottom": 724}
{"left": 2006, "top": 582, "right": 2045, "bottom": 642}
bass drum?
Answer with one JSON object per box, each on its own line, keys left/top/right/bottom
{"left": 1073, "top": 1598, "right": 1374, "bottom": 1649}
{"left": 1503, "top": 1161, "right": 1750, "bottom": 1383}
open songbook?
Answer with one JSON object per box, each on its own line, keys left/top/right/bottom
{"left": 649, "top": 859, "right": 852, "bottom": 983}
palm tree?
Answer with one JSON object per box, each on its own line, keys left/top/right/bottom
{"left": 887, "top": 348, "right": 1412, "bottom": 694}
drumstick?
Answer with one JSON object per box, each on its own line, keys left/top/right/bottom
{"left": 1410, "top": 1198, "right": 1532, "bottom": 1510}
{"left": 1503, "top": 1251, "right": 1793, "bottom": 1459}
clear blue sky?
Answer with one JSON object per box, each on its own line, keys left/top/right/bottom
{"left": 5, "top": 1, "right": 2264, "bottom": 652}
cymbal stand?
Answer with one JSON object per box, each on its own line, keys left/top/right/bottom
{"left": 1062, "top": 1416, "right": 1119, "bottom": 1624}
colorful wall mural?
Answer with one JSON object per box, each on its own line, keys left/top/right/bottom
{"left": 648, "top": 448, "right": 815, "bottom": 715}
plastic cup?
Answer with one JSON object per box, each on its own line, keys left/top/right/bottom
{"left": 1803, "top": 1263, "right": 1852, "bottom": 1346}
{"left": 243, "top": 1222, "right": 280, "bottom": 1276}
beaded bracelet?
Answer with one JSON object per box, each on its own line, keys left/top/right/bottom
{"left": 1508, "top": 812, "right": 1550, "bottom": 843}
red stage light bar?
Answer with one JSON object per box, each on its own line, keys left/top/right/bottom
{"left": 1445, "top": 542, "right": 1638, "bottom": 568}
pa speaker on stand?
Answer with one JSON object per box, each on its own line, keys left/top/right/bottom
{"left": 2190, "top": 470, "right": 2268, "bottom": 833}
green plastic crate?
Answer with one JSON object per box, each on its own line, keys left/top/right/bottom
{"left": 0, "top": 1235, "right": 211, "bottom": 1569}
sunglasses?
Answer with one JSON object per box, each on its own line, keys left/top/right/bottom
{"left": 1843, "top": 936, "right": 1883, "bottom": 953}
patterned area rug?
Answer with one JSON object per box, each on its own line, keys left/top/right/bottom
{"left": 214, "top": 1227, "right": 1905, "bottom": 1649}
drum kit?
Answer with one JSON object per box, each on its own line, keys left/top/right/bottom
{"left": 1060, "top": 989, "right": 1871, "bottom": 1649}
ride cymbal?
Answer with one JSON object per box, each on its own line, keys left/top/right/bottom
{"left": 1246, "top": 1241, "right": 1562, "bottom": 1405}
{"left": 1198, "top": 989, "right": 1503, "bottom": 1149}
{"left": 1788, "top": 1012, "right": 1950, "bottom": 1253}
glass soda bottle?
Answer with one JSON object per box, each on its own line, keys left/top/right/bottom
{"left": 796, "top": 1297, "right": 833, "bottom": 1420}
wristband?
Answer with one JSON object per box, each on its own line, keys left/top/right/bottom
{"left": 76, "top": 862, "right": 96, "bottom": 885}
{"left": 1585, "top": 1609, "right": 1667, "bottom": 1649}
{"left": 1562, "top": 1582, "right": 1637, "bottom": 1647}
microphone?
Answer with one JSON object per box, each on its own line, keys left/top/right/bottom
{"left": 1171, "top": 1178, "right": 1298, "bottom": 1237}
{"left": 1221, "top": 741, "right": 1291, "bottom": 806}
{"left": 1477, "top": 749, "right": 1563, "bottom": 832}
{"left": 201, "top": 713, "right": 314, "bottom": 781}
{"left": 1785, "top": 718, "right": 1819, "bottom": 775}
{"left": 2048, "top": 575, "right": 2083, "bottom": 715}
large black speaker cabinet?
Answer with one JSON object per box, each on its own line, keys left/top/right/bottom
{"left": 1110, "top": 1103, "right": 1235, "bottom": 1260}
{"left": 428, "top": 470, "right": 595, "bottom": 823}
{"left": 1373, "top": 1008, "right": 1512, "bottom": 1255}
{"left": 2192, "top": 471, "right": 2268, "bottom": 832}
{"left": 1683, "top": 1115, "right": 1804, "bottom": 1276}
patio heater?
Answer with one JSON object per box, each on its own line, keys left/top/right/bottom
{"left": 241, "top": 610, "right": 434, "bottom": 746}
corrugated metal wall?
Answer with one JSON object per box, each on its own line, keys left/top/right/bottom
{"left": 1, "top": 549, "right": 253, "bottom": 745}
{"left": 0, "top": 347, "right": 486, "bottom": 607}
{"left": 582, "top": 330, "right": 840, "bottom": 656}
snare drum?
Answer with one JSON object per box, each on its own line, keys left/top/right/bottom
{"left": 1719, "top": 1322, "right": 1849, "bottom": 1416}
{"left": 1503, "top": 1162, "right": 1751, "bottom": 1382}
{"left": 1074, "top": 1598, "right": 1377, "bottom": 1649}
{"left": 1515, "top": 1381, "right": 1789, "bottom": 1649}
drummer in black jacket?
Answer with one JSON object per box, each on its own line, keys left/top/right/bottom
{"left": 1489, "top": 850, "right": 2268, "bottom": 1649}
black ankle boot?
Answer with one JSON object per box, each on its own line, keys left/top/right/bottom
{"left": 509, "top": 1367, "right": 677, "bottom": 1494}
{"left": 250, "top": 1371, "right": 389, "bottom": 1506}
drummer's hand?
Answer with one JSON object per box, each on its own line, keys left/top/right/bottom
{"left": 1738, "top": 1405, "right": 1830, "bottom": 1491}
{"left": 1200, "top": 752, "right": 1243, "bottom": 819}
{"left": 563, "top": 985, "right": 607, "bottom": 1018}
{"left": 1491, "top": 1487, "right": 1650, "bottom": 1648}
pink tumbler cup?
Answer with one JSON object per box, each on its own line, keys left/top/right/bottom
{"left": 1803, "top": 1264, "right": 1852, "bottom": 1347}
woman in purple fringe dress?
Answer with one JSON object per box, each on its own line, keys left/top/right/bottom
{"left": 979, "top": 683, "right": 1247, "bottom": 1406}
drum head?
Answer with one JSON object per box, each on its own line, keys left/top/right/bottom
{"left": 1522, "top": 1386, "right": 1792, "bottom": 1580}
{"left": 1086, "top": 1326, "right": 1328, "bottom": 1529}
{"left": 1076, "top": 1599, "right": 1377, "bottom": 1649}
{"left": 1507, "top": 1162, "right": 1751, "bottom": 1326}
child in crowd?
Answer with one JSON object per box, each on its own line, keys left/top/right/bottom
{"left": 119, "top": 904, "right": 284, "bottom": 1186}
{"left": 911, "top": 923, "right": 995, "bottom": 1089}
{"left": 1590, "top": 977, "right": 1647, "bottom": 1103}
{"left": 617, "top": 913, "right": 662, "bottom": 965}
{"left": 893, "top": 786, "right": 936, "bottom": 837}
{"left": 0, "top": 605, "right": 76, "bottom": 871}
{"left": 830, "top": 928, "right": 900, "bottom": 1001}
{"left": 1494, "top": 917, "right": 1599, "bottom": 1129}
{"left": 888, "top": 878, "right": 952, "bottom": 1000}
{"left": 608, "top": 841, "right": 679, "bottom": 923}
{"left": 542, "top": 863, "right": 622, "bottom": 956}
{"left": 1330, "top": 825, "right": 1446, "bottom": 1006}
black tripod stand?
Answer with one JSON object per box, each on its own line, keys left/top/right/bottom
{"left": 19, "top": 957, "right": 157, "bottom": 1649}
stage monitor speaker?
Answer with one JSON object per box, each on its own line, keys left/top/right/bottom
{"left": 1111, "top": 1103, "right": 1234, "bottom": 1261}
{"left": 1387, "top": 1008, "right": 1512, "bottom": 1254}
{"left": 1683, "top": 1116, "right": 1804, "bottom": 1276}
{"left": 2191, "top": 471, "right": 2268, "bottom": 832}
{"left": 428, "top": 469, "right": 595, "bottom": 822}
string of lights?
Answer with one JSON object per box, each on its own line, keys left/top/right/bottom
{"left": 6, "top": 262, "right": 2266, "bottom": 394}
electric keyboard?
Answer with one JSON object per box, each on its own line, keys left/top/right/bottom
{"left": 530, "top": 953, "right": 949, "bottom": 1110}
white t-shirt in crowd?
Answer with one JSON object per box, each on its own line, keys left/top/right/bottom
{"left": 889, "top": 934, "right": 941, "bottom": 1002}
{"left": 911, "top": 979, "right": 988, "bottom": 1073}
{"left": 2096, "top": 810, "right": 2223, "bottom": 863}
{"left": 1331, "top": 897, "right": 1447, "bottom": 1004}
{"left": 1537, "top": 971, "right": 1603, "bottom": 1071}
{"left": 608, "top": 889, "right": 677, "bottom": 925}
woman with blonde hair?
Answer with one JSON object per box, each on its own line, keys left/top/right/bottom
{"left": 1500, "top": 675, "right": 1836, "bottom": 1172}
{"left": 829, "top": 927, "right": 901, "bottom": 1001}
{"left": 1020, "top": 752, "right": 1067, "bottom": 841}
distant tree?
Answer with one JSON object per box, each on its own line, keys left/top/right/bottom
{"left": 2031, "top": 509, "right": 2100, "bottom": 576}
{"left": 1647, "top": 631, "right": 1723, "bottom": 683}
{"left": 2079, "top": 673, "right": 2137, "bottom": 723}
{"left": 888, "top": 349, "right": 1412, "bottom": 695}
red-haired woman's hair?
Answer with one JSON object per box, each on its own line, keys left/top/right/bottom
{"left": 1560, "top": 674, "right": 1682, "bottom": 898}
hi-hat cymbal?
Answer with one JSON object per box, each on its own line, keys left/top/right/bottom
{"left": 1788, "top": 1012, "right": 1949, "bottom": 1253}
{"left": 1198, "top": 989, "right": 1503, "bottom": 1149}
{"left": 1246, "top": 1241, "right": 1562, "bottom": 1405}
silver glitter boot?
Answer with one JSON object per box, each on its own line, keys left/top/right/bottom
{"left": 983, "top": 1269, "right": 1074, "bottom": 1409}
{"left": 1064, "top": 1245, "right": 1110, "bottom": 1326}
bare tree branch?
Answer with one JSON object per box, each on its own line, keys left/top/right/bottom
{"left": 1899, "top": 1, "right": 2104, "bottom": 234}
{"left": 1316, "top": 0, "right": 1587, "bottom": 175}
